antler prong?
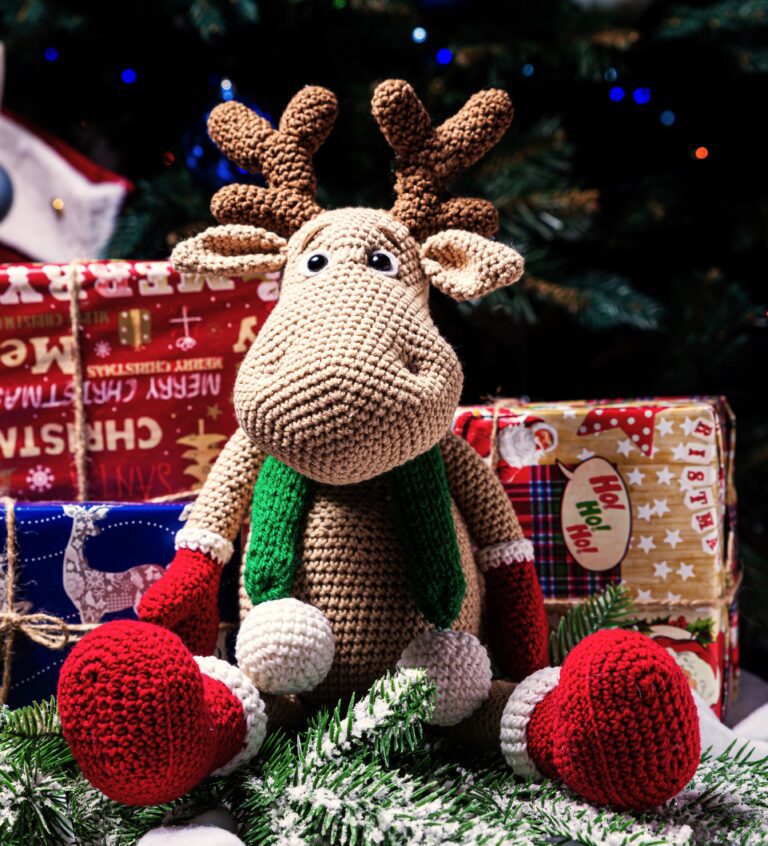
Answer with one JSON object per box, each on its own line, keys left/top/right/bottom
{"left": 207, "top": 86, "right": 338, "bottom": 238}
{"left": 372, "top": 79, "right": 513, "bottom": 240}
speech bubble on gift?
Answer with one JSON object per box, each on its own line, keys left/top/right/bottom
{"left": 557, "top": 457, "right": 632, "bottom": 572}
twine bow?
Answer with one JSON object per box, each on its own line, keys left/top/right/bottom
{"left": 0, "top": 497, "right": 98, "bottom": 706}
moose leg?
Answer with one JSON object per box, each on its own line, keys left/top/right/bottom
{"left": 498, "top": 629, "right": 700, "bottom": 810}
{"left": 58, "top": 620, "right": 267, "bottom": 805}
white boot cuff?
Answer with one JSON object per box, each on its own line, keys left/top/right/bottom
{"left": 195, "top": 655, "right": 267, "bottom": 776}
{"left": 500, "top": 666, "right": 561, "bottom": 778}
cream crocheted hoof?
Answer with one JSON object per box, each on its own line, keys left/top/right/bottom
{"left": 397, "top": 630, "right": 492, "bottom": 726}
{"left": 235, "top": 598, "right": 335, "bottom": 695}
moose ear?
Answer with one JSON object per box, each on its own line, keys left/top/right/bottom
{"left": 420, "top": 229, "right": 524, "bottom": 302}
{"left": 171, "top": 224, "right": 287, "bottom": 276}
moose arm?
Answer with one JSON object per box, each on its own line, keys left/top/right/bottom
{"left": 439, "top": 431, "right": 549, "bottom": 680}
{"left": 181, "top": 426, "right": 266, "bottom": 555}
{"left": 139, "top": 427, "right": 264, "bottom": 655}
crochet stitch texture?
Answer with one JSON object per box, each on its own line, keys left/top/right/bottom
{"left": 58, "top": 79, "right": 700, "bottom": 815}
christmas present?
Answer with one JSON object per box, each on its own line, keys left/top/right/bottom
{"left": 453, "top": 396, "right": 739, "bottom": 715}
{"left": 0, "top": 259, "right": 278, "bottom": 500}
{"left": 0, "top": 498, "right": 240, "bottom": 708}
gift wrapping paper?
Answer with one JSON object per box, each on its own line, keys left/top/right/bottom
{"left": 0, "top": 260, "right": 278, "bottom": 501}
{"left": 454, "top": 396, "right": 739, "bottom": 715}
{"left": 0, "top": 500, "right": 239, "bottom": 708}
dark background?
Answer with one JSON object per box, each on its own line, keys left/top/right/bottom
{"left": 2, "top": 0, "right": 767, "bottom": 675}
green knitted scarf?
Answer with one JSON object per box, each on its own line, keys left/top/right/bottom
{"left": 244, "top": 445, "right": 465, "bottom": 629}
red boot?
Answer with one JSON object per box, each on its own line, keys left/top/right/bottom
{"left": 501, "top": 628, "right": 700, "bottom": 810}
{"left": 58, "top": 620, "right": 266, "bottom": 805}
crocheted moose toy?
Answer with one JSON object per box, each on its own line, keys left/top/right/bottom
{"left": 57, "top": 80, "right": 700, "bottom": 813}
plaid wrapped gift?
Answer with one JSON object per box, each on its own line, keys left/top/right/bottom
{"left": 454, "top": 397, "right": 739, "bottom": 715}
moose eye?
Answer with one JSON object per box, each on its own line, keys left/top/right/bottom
{"left": 367, "top": 250, "right": 399, "bottom": 276}
{"left": 302, "top": 251, "right": 330, "bottom": 276}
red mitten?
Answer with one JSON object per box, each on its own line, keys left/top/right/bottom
{"left": 477, "top": 539, "right": 549, "bottom": 681}
{"left": 501, "top": 629, "right": 700, "bottom": 811}
{"left": 139, "top": 541, "right": 225, "bottom": 655}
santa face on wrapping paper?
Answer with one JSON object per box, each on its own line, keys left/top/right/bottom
{"left": 497, "top": 418, "right": 558, "bottom": 470}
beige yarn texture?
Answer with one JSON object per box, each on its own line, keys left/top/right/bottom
{"left": 397, "top": 630, "right": 492, "bottom": 726}
{"left": 235, "top": 598, "right": 335, "bottom": 695}
{"left": 171, "top": 79, "right": 536, "bottom": 750}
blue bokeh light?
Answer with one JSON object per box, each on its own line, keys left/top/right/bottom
{"left": 609, "top": 86, "right": 625, "bottom": 102}
{"left": 44, "top": 48, "right": 59, "bottom": 62}
{"left": 633, "top": 87, "right": 651, "bottom": 105}
{"left": 412, "top": 27, "right": 428, "bottom": 43}
{"left": 522, "top": 63, "right": 535, "bottom": 77}
{"left": 604, "top": 67, "right": 618, "bottom": 83}
{"left": 436, "top": 48, "right": 453, "bottom": 65}
{"left": 121, "top": 68, "right": 137, "bottom": 84}
{"left": 660, "top": 110, "right": 676, "bottom": 126}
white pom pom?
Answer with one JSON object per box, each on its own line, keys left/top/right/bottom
{"left": 235, "top": 598, "right": 335, "bottom": 695}
{"left": 397, "top": 630, "right": 492, "bottom": 726}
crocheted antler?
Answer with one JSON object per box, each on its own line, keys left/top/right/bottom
{"left": 207, "top": 86, "right": 338, "bottom": 238}
{"left": 371, "top": 79, "right": 513, "bottom": 241}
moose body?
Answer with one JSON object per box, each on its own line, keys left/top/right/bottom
{"left": 58, "top": 80, "right": 700, "bottom": 816}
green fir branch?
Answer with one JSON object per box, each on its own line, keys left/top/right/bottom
{"left": 549, "top": 583, "right": 636, "bottom": 666}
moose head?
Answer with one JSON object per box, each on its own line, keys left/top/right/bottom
{"left": 172, "top": 81, "right": 524, "bottom": 485}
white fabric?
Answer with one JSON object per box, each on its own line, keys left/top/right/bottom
{"left": 175, "top": 526, "right": 234, "bottom": 566}
{"left": 235, "top": 598, "right": 335, "bottom": 695}
{"left": 475, "top": 538, "right": 535, "bottom": 572}
{"left": 397, "top": 630, "right": 492, "bottom": 726}
{"left": 194, "top": 655, "right": 267, "bottom": 776}
{"left": 137, "top": 809, "right": 244, "bottom": 846}
{"left": 500, "top": 666, "right": 561, "bottom": 778}
{"left": 694, "top": 689, "right": 768, "bottom": 762}
{"left": 0, "top": 112, "right": 126, "bottom": 261}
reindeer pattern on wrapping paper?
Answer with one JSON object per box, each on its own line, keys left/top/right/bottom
{"left": 62, "top": 505, "right": 166, "bottom": 624}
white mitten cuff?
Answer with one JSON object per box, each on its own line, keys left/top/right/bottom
{"left": 175, "top": 527, "right": 234, "bottom": 566}
{"left": 476, "top": 538, "right": 534, "bottom": 573}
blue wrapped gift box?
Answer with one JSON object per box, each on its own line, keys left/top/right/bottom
{"left": 0, "top": 501, "right": 239, "bottom": 708}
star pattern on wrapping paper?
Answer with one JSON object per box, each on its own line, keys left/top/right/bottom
{"left": 637, "top": 535, "right": 656, "bottom": 554}
{"left": 206, "top": 404, "right": 223, "bottom": 420}
{"left": 627, "top": 468, "right": 645, "bottom": 486}
{"left": 562, "top": 407, "right": 578, "bottom": 419}
{"left": 617, "top": 439, "right": 634, "bottom": 457}
{"left": 638, "top": 503, "right": 655, "bottom": 521}
{"left": 664, "top": 529, "right": 683, "bottom": 549}
{"left": 654, "top": 560, "right": 672, "bottom": 580}
{"left": 653, "top": 498, "right": 670, "bottom": 517}
{"left": 577, "top": 404, "right": 669, "bottom": 457}
{"left": 677, "top": 562, "right": 695, "bottom": 581}
{"left": 577, "top": 448, "right": 596, "bottom": 461}
{"left": 672, "top": 443, "right": 690, "bottom": 461}
{"left": 657, "top": 417, "right": 675, "bottom": 437}
{"left": 656, "top": 466, "right": 674, "bottom": 486}
{"left": 637, "top": 588, "right": 653, "bottom": 601}
{"left": 666, "top": 591, "right": 682, "bottom": 602}
{"left": 680, "top": 417, "right": 698, "bottom": 436}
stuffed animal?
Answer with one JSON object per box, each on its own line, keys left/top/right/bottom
{"left": 57, "top": 80, "right": 700, "bottom": 814}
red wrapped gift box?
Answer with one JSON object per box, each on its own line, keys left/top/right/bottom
{"left": 0, "top": 260, "right": 277, "bottom": 500}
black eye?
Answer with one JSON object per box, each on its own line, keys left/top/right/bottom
{"left": 368, "top": 250, "right": 399, "bottom": 276}
{"left": 302, "top": 251, "right": 330, "bottom": 276}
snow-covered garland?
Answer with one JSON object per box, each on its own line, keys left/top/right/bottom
{"left": 0, "top": 671, "right": 767, "bottom": 846}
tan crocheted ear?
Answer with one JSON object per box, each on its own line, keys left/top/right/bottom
{"left": 171, "top": 224, "right": 287, "bottom": 276}
{"left": 420, "top": 230, "right": 524, "bottom": 302}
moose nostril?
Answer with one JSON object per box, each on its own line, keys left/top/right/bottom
{"left": 403, "top": 357, "right": 421, "bottom": 375}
